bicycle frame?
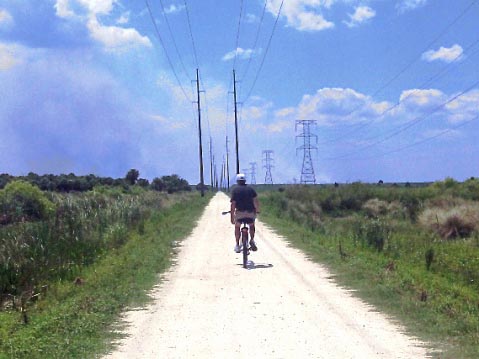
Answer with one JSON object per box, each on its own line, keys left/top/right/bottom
{"left": 222, "top": 210, "right": 252, "bottom": 269}
{"left": 240, "top": 220, "right": 250, "bottom": 268}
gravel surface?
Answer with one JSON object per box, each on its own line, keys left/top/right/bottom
{"left": 104, "top": 192, "right": 430, "bottom": 358}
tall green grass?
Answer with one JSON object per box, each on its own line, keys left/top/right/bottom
{"left": 1, "top": 188, "right": 169, "bottom": 305}
{"left": 260, "top": 181, "right": 479, "bottom": 358}
{"left": 0, "top": 192, "right": 209, "bottom": 359}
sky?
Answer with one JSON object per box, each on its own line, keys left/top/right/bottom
{"left": 0, "top": 0, "right": 478, "bottom": 185}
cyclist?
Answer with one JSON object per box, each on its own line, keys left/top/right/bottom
{"left": 230, "top": 173, "right": 260, "bottom": 253}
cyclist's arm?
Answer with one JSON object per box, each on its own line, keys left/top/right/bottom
{"left": 230, "top": 201, "right": 236, "bottom": 224}
{"left": 253, "top": 197, "right": 260, "bottom": 214}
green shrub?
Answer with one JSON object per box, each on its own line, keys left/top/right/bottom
{"left": 353, "top": 217, "right": 390, "bottom": 252}
{"left": 0, "top": 181, "right": 55, "bottom": 225}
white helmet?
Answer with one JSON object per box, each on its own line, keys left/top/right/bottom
{"left": 236, "top": 173, "right": 246, "bottom": 182}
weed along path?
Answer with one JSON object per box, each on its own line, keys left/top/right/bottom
{"left": 104, "top": 192, "right": 429, "bottom": 358}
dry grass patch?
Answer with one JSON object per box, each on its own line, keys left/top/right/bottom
{"left": 419, "top": 200, "right": 479, "bottom": 239}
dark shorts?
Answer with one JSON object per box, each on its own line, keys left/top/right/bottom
{"left": 235, "top": 210, "right": 256, "bottom": 224}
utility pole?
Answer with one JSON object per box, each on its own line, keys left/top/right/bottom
{"left": 209, "top": 137, "right": 214, "bottom": 188}
{"left": 263, "top": 150, "right": 274, "bottom": 185}
{"left": 233, "top": 70, "right": 240, "bottom": 174}
{"left": 195, "top": 68, "right": 205, "bottom": 196}
{"left": 220, "top": 159, "right": 225, "bottom": 189}
{"left": 296, "top": 120, "right": 317, "bottom": 184}
{"left": 249, "top": 162, "right": 257, "bottom": 185}
{"left": 225, "top": 136, "right": 230, "bottom": 190}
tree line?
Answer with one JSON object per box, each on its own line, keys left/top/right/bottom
{"left": 0, "top": 169, "right": 192, "bottom": 194}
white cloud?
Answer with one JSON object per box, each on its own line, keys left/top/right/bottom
{"left": 267, "top": 119, "right": 291, "bottom": 133}
{"left": 297, "top": 88, "right": 389, "bottom": 125}
{"left": 421, "top": 44, "right": 464, "bottom": 63}
{"left": 222, "top": 47, "right": 257, "bottom": 62}
{"left": 0, "top": 8, "right": 14, "bottom": 27}
{"left": 445, "top": 89, "right": 479, "bottom": 124}
{"left": 275, "top": 107, "right": 296, "bottom": 118}
{"left": 87, "top": 17, "right": 151, "bottom": 51}
{"left": 245, "top": 13, "right": 258, "bottom": 23}
{"left": 164, "top": 4, "right": 185, "bottom": 15}
{"left": 266, "top": 0, "right": 335, "bottom": 32}
{"left": 55, "top": 0, "right": 75, "bottom": 18}
{"left": 344, "top": 6, "right": 376, "bottom": 28}
{"left": 0, "top": 43, "right": 18, "bottom": 71}
{"left": 399, "top": 89, "right": 445, "bottom": 107}
{"left": 116, "top": 11, "right": 130, "bottom": 25}
{"left": 397, "top": 0, "right": 428, "bottom": 13}
{"left": 54, "top": 0, "right": 151, "bottom": 51}
{"left": 78, "top": 0, "right": 117, "bottom": 15}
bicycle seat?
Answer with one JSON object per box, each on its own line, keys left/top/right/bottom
{"left": 238, "top": 218, "right": 254, "bottom": 224}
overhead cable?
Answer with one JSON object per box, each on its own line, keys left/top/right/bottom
{"left": 145, "top": 0, "right": 192, "bottom": 103}
{"left": 324, "top": 79, "right": 479, "bottom": 160}
{"left": 320, "top": 0, "right": 479, "bottom": 141}
{"left": 319, "top": 36, "right": 479, "bottom": 145}
{"left": 241, "top": 0, "right": 268, "bottom": 81}
{"left": 233, "top": 0, "right": 245, "bottom": 72}
{"left": 158, "top": 0, "right": 191, "bottom": 80}
{"left": 242, "top": 0, "right": 284, "bottom": 104}
{"left": 183, "top": 0, "right": 200, "bottom": 70}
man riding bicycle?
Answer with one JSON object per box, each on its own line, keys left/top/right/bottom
{"left": 230, "top": 173, "right": 260, "bottom": 253}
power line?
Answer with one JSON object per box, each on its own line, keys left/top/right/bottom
{"left": 158, "top": 0, "right": 191, "bottom": 80}
{"left": 183, "top": 0, "right": 200, "bottom": 69}
{"left": 324, "top": 79, "right": 479, "bottom": 160}
{"left": 348, "top": 114, "right": 479, "bottom": 161}
{"left": 317, "top": 0, "right": 479, "bottom": 143}
{"left": 319, "top": 36, "right": 479, "bottom": 145}
{"left": 232, "top": 0, "right": 244, "bottom": 72}
{"left": 145, "top": 0, "right": 192, "bottom": 103}
{"left": 241, "top": 0, "right": 268, "bottom": 81}
{"left": 242, "top": 0, "right": 284, "bottom": 104}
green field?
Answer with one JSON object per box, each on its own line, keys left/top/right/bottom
{"left": 0, "top": 179, "right": 210, "bottom": 358}
{"left": 259, "top": 178, "right": 479, "bottom": 358}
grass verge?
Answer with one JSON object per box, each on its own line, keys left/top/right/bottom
{"left": 260, "top": 194, "right": 479, "bottom": 359}
{"left": 0, "top": 193, "right": 210, "bottom": 359}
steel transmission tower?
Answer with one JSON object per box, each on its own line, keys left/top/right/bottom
{"left": 296, "top": 120, "right": 317, "bottom": 184}
{"left": 249, "top": 162, "right": 257, "bottom": 184}
{"left": 263, "top": 150, "right": 274, "bottom": 185}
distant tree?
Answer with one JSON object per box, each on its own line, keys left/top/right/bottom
{"left": 151, "top": 177, "right": 165, "bottom": 191}
{"left": 137, "top": 178, "right": 150, "bottom": 188}
{"left": 125, "top": 169, "right": 140, "bottom": 185}
{"left": 0, "top": 174, "right": 12, "bottom": 190}
{"left": 378, "top": 180, "right": 384, "bottom": 186}
{"left": 161, "top": 175, "right": 191, "bottom": 193}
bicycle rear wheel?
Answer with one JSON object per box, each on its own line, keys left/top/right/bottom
{"left": 241, "top": 229, "right": 248, "bottom": 268}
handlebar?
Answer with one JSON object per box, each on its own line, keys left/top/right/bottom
{"left": 221, "top": 210, "right": 260, "bottom": 215}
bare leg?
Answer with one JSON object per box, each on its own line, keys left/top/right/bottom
{"left": 235, "top": 223, "right": 241, "bottom": 245}
{"left": 249, "top": 223, "right": 255, "bottom": 240}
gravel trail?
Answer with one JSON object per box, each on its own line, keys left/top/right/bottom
{"left": 104, "top": 192, "right": 429, "bottom": 358}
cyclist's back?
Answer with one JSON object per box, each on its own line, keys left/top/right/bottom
{"left": 230, "top": 174, "right": 260, "bottom": 253}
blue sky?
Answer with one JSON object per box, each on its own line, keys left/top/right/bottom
{"left": 0, "top": 0, "right": 478, "bottom": 184}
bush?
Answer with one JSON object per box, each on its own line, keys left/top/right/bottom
{"left": 363, "top": 199, "right": 407, "bottom": 219}
{"left": 0, "top": 181, "right": 55, "bottom": 225}
{"left": 353, "top": 217, "right": 390, "bottom": 252}
{"left": 419, "top": 202, "right": 479, "bottom": 240}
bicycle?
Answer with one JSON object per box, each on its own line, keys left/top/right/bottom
{"left": 222, "top": 211, "right": 254, "bottom": 269}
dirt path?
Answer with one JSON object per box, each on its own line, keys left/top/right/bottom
{"left": 104, "top": 192, "right": 429, "bottom": 358}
